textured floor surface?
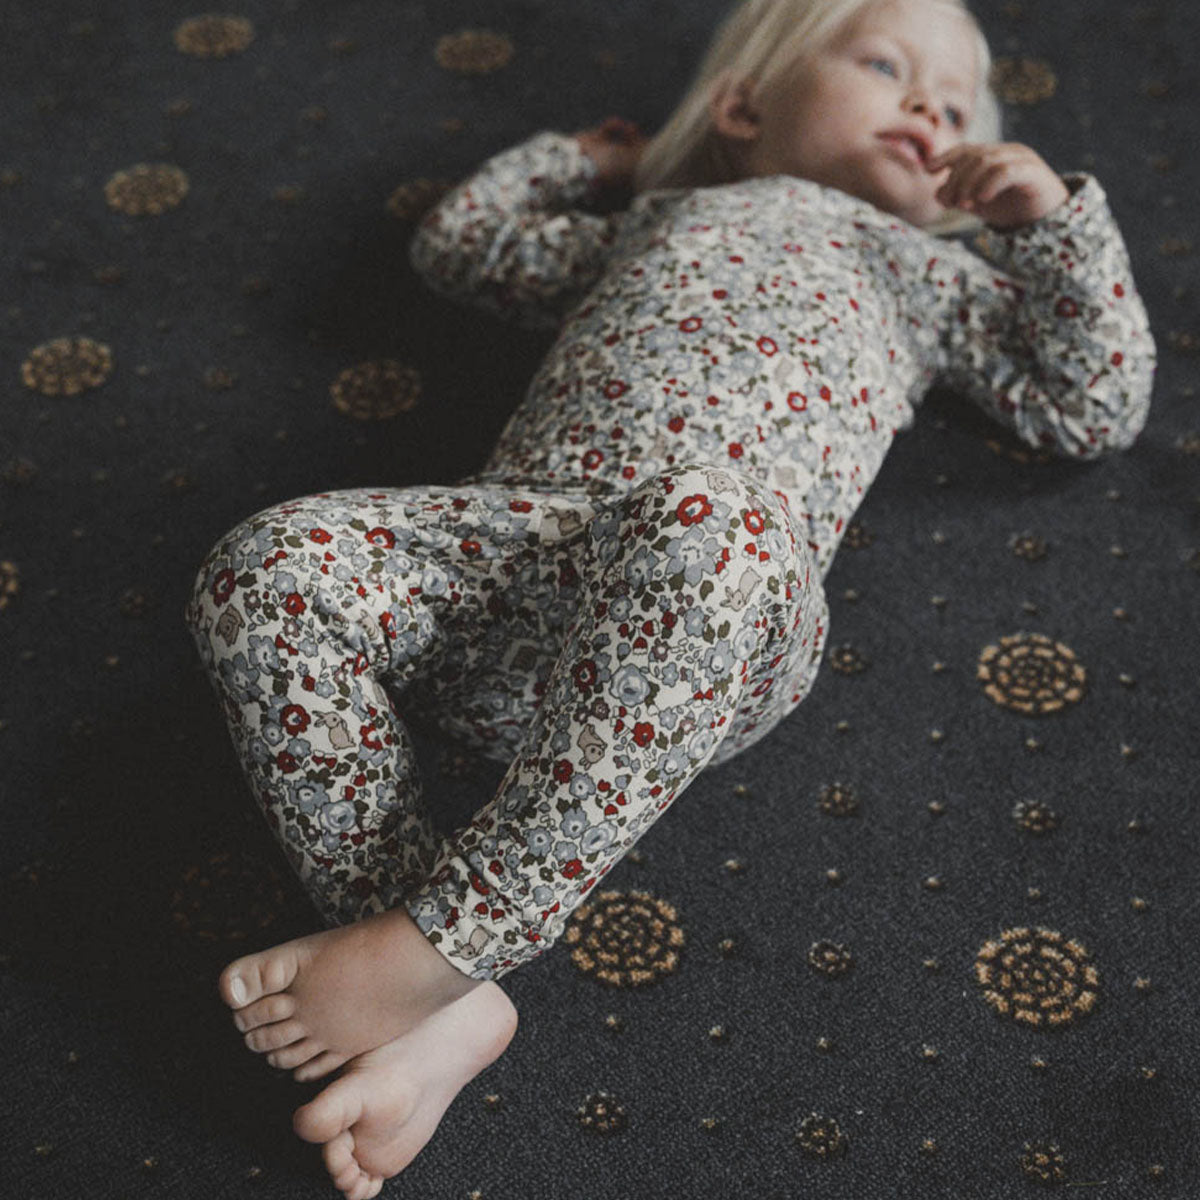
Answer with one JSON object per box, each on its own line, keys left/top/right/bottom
{"left": 2, "top": 2, "right": 1198, "bottom": 1197}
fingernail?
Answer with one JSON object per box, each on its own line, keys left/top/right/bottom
{"left": 229, "top": 976, "right": 247, "bottom": 1005}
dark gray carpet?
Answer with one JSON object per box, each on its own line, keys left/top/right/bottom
{"left": 3, "top": 2, "right": 1197, "bottom": 1197}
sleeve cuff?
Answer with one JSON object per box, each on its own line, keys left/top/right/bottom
{"left": 969, "top": 173, "right": 1115, "bottom": 276}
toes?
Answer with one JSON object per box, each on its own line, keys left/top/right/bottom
{"left": 219, "top": 946, "right": 300, "bottom": 1010}
{"left": 232, "top": 992, "right": 296, "bottom": 1033}
{"left": 324, "top": 1130, "right": 358, "bottom": 1185}
{"left": 346, "top": 1177, "right": 380, "bottom": 1200}
{"left": 245, "top": 1018, "right": 309, "bottom": 1054}
{"left": 267, "top": 1038, "right": 321, "bottom": 1070}
{"left": 293, "top": 1050, "right": 350, "bottom": 1083}
{"left": 294, "top": 1077, "right": 365, "bottom": 1145}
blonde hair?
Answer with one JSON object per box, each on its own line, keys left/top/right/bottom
{"left": 631, "top": 0, "right": 1003, "bottom": 235}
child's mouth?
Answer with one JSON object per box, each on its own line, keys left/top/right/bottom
{"left": 878, "top": 133, "right": 927, "bottom": 168}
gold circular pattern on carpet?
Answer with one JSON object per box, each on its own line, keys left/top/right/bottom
{"left": 807, "top": 939, "right": 853, "bottom": 977}
{"left": 434, "top": 29, "right": 515, "bottom": 76}
{"left": 1012, "top": 799, "right": 1060, "bottom": 835}
{"left": 575, "top": 1090, "right": 628, "bottom": 1134}
{"left": 818, "top": 782, "right": 859, "bottom": 817}
{"left": 174, "top": 14, "right": 255, "bottom": 58}
{"left": 330, "top": 360, "right": 422, "bottom": 420}
{"left": 1009, "top": 531, "right": 1049, "bottom": 561}
{"left": 386, "top": 178, "right": 454, "bottom": 222}
{"left": 104, "top": 163, "right": 190, "bottom": 215}
{"left": 170, "top": 849, "right": 288, "bottom": 942}
{"left": 21, "top": 336, "right": 114, "bottom": 396}
{"left": 563, "top": 889, "right": 684, "bottom": 986}
{"left": 842, "top": 520, "right": 873, "bottom": 549}
{"left": 0, "top": 561, "right": 19, "bottom": 610}
{"left": 974, "top": 926, "right": 1099, "bottom": 1028}
{"left": 828, "top": 644, "right": 868, "bottom": 675}
{"left": 989, "top": 57, "right": 1058, "bottom": 105}
{"left": 977, "top": 633, "right": 1086, "bottom": 715}
{"left": 795, "top": 1113, "right": 847, "bottom": 1158}
{"left": 1020, "top": 1140, "right": 1068, "bottom": 1184}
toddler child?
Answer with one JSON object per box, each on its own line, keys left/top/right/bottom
{"left": 185, "top": 0, "right": 1154, "bottom": 1194}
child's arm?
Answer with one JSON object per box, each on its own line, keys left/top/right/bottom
{"left": 408, "top": 128, "right": 633, "bottom": 332}
{"left": 925, "top": 146, "right": 1155, "bottom": 459}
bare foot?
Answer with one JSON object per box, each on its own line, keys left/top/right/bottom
{"left": 292, "top": 980, "right": 519, "bottom": 1198}
{"left": 218, "top": 906, "right": 483, "bottom": 1081}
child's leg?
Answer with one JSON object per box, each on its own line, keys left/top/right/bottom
{"left": 185, "top": 484, "right": 579, "bottom": 928}
{"left": 404, "top": 461, "right": 827, "bottom": 980}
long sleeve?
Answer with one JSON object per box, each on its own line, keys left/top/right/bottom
{"left": 930, "top": 174, "right": 1155, "bottom": 459}
{"left": 408, "top": 130, "right": 628, "bottom": 332}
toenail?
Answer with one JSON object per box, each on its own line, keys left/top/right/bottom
{"left": 229, "top": 976, "right": 247, "bottom": 1005}
{"left": 232, "top": 1014, "right": 246, "bottom": 1033}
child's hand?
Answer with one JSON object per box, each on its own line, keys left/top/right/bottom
{"left": 573, "top": 117, "right": 649, "bottom": 191}
{"left": 927, "top": 142, "right": 1071, "bottom": 230}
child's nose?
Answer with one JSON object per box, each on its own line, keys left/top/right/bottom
{"left": 904, "top": 93, "right": 941, "bottom": 128}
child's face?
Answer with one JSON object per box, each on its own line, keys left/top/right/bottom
{"left": 713, "top": 0, "right": 979, "bottom": 226}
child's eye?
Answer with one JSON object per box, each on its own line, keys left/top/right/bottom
{"left": 945, "top": 106, "right": 964, "bottom": 128}
{"left": 867, "top": 57, "right": 898, "bottom": 77}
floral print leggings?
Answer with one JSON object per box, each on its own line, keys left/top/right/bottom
{"left": 185, "top": 463, "right": 828, "bottom": 982}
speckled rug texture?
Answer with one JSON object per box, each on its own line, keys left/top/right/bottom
{"left": 3, "top": 2, "right": 1198, "bottom": 1198}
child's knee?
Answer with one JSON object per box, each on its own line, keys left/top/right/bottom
{"left": 184, "top": 516, "right": 263, "bottom": 649}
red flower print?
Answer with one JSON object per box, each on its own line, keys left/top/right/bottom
{"left": 573, "top": 659, "right": 598, "bottom": 691}
{"left": 461, "top": 539, "right": 481, "bottom": 556}
{"left": 757, "top": 336, "right": 778, "bottom": 356}
{"left": 728, "top": 442, "right": 744, "bottom": 459}
{"left": 365, "top": 527, "right": 395, "bottom": 549}
{"left": 787, "top": 392, "right": 808, "bottom": 412}
{"left": 510, "top": 499, "right": 533, "bottom": 512}
{"left": 211, "top": 567, "right": 236, "bottom": 607}
{"left": 743, "top": 508, "right": 766, "bottom": 535}
{"left": 668, "top": 415, "right": 685, "bottom": 433}
{"left": 677, "top": 493, "right": 712, "bottom": 526}
{"left": 281, "top": 704, "right": 310, "bottom": 735}
{"left": 581, "top": 449, "right": 604, "bottom": 470}
{"left": 283, "top": 592, "right": 306, "bottom": 616}
{"left": 604, "top": 380, "right": 628, "bottom": 399}
{"left": 632, "top": 722, "right": 655, "bottom": 747}
{"left": 308, "top": 528, "right": 333, "bottom": 544}
{"left": 679, "top": 316, "right": 702, "bottom": 333}
{"left": 276, "top": 751, "right": 299, "bottom": 773}
{"left": 360, "top": 722, "right": 384, "bottom": 751}
{"left": 553, "top": 759, "right": 574, "bottom": 783}
{"left": 562, "top": 859, "right": 584, "bottom": 879}
{"left": 1055, "top": 297, "right": 1079, "bottom": 318}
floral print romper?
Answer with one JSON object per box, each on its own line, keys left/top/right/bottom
{"left": 186, "top": 131, "right": 1154, "bottom": 982}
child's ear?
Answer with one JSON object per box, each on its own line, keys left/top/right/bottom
{"left": 708, "top": 71, "right": 762, "bottom": 142}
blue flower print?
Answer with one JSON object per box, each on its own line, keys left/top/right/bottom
{"left": 290, "top": 781, "right": 329, "bottom": 815}
{"left": 526, "top": 828, "right": 553, "bottom": 858}
{"left": 623, "top": 543, "right": 658, "bottom": 589}
{"left": 580, "top": 822, "right": 617, "bottom": 855}
{"left": 320, "top": 800, "right": 357, "bottom": 835}
{"left": 703, "top": 639, "right": 735, "bottom": 681}
{"left": 219, "top": 652, "right": 262, "bottom": 704}
{"left": 657, "top": 744, "right": 691, "bottom": 780}
{"left": 559, "top": 806, "right": 587, "bottom": 839}
{"left": 609, "top": 663, "right": 652, "bottom": 707}
{"left": 732, "top": 623, "right": 759, "bottom": 660}
{"left": 568, "top": 772, "right": 596, "bottom": 800}
{"left": 666, "top": 525, "right": 719, "bottom": 586}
